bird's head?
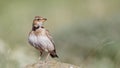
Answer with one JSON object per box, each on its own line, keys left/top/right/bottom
{"left": 33, "top": 16, "right": 47, "bottom": 28}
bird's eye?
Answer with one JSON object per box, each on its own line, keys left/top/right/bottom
{"left": 37, "top": 19, "right": 40, "bottom": 20}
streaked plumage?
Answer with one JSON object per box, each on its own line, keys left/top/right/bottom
{"left": 28, "top": 16, "right": 58, "bottom": 58}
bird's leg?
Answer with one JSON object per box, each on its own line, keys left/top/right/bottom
{"left": 38, "top": 51, "right": 42, "bottom": 60}
{"left": 45, "top": 53, "right": 50, "bottom": 63}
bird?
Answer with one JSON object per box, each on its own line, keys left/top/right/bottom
{"left": 28, "top": 16, "right": 58, "bottom": 61}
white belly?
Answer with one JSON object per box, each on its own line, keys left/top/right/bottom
{"left": 28, "top": 34, "right": 54, "bottom": 52}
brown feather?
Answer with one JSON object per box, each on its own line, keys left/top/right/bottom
{"left": 45, "top": 29, "right": 58, "bottom": 58}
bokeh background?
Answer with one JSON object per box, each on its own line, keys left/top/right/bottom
{"left": 0, "top": 0, "right": 120, "bottom": 68}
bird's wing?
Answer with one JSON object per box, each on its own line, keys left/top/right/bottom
{"left": 45, "top": 29, "right": 55, "bottom": 46}
{"left": 45, "top": 29, "right": 58, "bottom": 58}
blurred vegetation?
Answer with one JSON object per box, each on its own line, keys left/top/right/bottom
{"left": 0, "top": 0, "right": 120, "bottom": 68}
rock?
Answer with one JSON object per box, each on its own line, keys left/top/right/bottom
{"left": 25, "top": 60, "right": 80, "bottom": 68}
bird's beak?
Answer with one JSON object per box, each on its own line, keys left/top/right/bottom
{"left": 40, "top": 18, "right": 47, "bottom": 23}
{"left": 42, "top": 18, "right": 47, "bottom": 21}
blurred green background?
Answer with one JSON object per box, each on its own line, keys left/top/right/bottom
{"left": 0, "top": 0, "right": 120, "bottom": 68}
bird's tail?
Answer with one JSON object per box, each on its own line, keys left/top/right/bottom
{"left": 50, "top": 50, "right": 58, "bottom": 58}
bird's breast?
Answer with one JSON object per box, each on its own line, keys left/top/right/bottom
{"left": 28, "top": 31, "right": 54, "bottom": 51}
